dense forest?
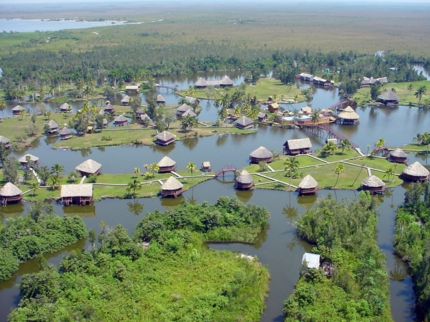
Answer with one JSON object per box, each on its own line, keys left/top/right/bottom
{"left": 283, "top": 194, "right": 392, "bottom": 321}
{"left": 394, "top": 183, "right": 430, "bottom": 321}
{"left": 0, "top": 203, "right": 87, "bottom": 281}
{"left": 8, "top": 197, "right": 270, "bottom": 321}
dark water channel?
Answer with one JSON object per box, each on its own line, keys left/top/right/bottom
{"left": 1, "top": 72, "right": 428, "bottom": 321}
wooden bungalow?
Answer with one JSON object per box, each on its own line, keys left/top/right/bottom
{"left": 155, "top": 131, "right": 175, "bottom": 146}
{"left": 361, "top": 76, "right": 388, "bottom": 87}
{"left": 235, "top": 116, "right": 254, "bottom": 129}
{"left": 18, "top": 154, "right": 39, "bottom": 166}
{"left": 201, "top": 161, "right": 211, "bottom": 172}
{"left": 283, "top": 138, "right": 312, "bottom": 155}
{"left": 298, "top": 175, "right": 318, "bottom": 195}
{"left": 135, "top": 109, "right": 146, "bottom": 117}
{"left": 121, "top": 95, "right": 130, "bottom": 106}
{"left": 157, "top": 94, "right": 166, "bottom": 104}
{"left": 185, "top": 96, "right": 200, "bottom": 105}
{"left": 157, "top": 156, "right": 176, "bottom": 173}
{"left": 61, "top": 184, "right": 93, "bottom": 206}
{"left": 59, "top": 126, "right": 73, "bottom": 140}
{"left": 336, "top": 106, "right": 360, "bottom": 125}
{"left": 299, "top": 73, "right": 314, "bottom": 82}
{"left": 301, "top": 106, "right": 312, "bottom": 115}
{"left": 401, "top": 161, "right": 430, "bottom": 182}
{"left": 176, "top": 103, "right": 192, "bottom": 116}
{"left": 258, "top": 112, "right": 268, "bottom": 122}
{"left": 0, "top": 136, "right": 11, "bottom": 148}
{"left": 249, "top": 146, "right": 274, "bottom": 163}
{"left": 161, "top": 176, "right": 184, "bottom": 198}
{"left": 220, "top": 75, "right": 234, "bottom": 87}
{"left": 195, "top": 77, "right": 208, "bottom": 88}
{"left": 302, "top": 253, "right": 320, "bottom": 269}
{"left": 181, "top": 109, "right": 197, "bottom": 118}
{"left": 12, "top": 105, "right": 24, "bottom": 115}
{"left": 140, "top": 114, "right": 152, "bottom": 125}
{"left": 104, "top": 101, "right": 115, "bottom": 114}
{"left": 313, "top": 76, "right": 330, "bottom": 87}
{"left": 0, "top": 182, "right": 23, "bottom": 206}
{"left": 125, "top": 85, "right": 140, "bottom": 93}
{"left": 378, "top": 89, "right": 399, "bottom": 106}
{"left": 235, "top": 170, "right": 254, "bottom": 190}
{"left": 47, "top": 120, "right": 59, "bottom": 134}
{"left": 361, "top": 175, "right": 385, "bottom": 195}
{"left": 59, "top": 103, "right": 71, "bottom": 113}
{"left": 268, "top": 102, "right": 279, "bottom": 113}
{"left": 113, "top": 115, "right": 128, "bottom": 126}
{"left": 75, "top": 159, "right": 102, "bottom": 177}
{"left": 388, "top": 148, "right": 408, "bottom": 163}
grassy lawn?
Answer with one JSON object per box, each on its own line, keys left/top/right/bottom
{"left": 315, "top": 149, "right": 360, "bottom": 162}
{"left": 347, "top": 156, "right": 407, "bottom": 173}
{"left": 246, "top": 78, "right": 305, "bottom": 102}
{"left": 396, "top": 143, "right": 429, "bottom": 152}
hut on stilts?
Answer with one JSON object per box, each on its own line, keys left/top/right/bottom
{"left": 161, "top": 176, "right": 184, "bottom": 198}
{"left": 361, "top": 175, "right": 385, "bottom": 194}
{"left": 401, "top": 162, "right": 430, "bottom": 182}
{"left": 235, "top": 170, "right": 254, "bottom": 190}
{"left": 0, "top": 182, "right": 23, "bottom": 206}
{"left": 297, "top": 175, "right": 318, "bottom": 195}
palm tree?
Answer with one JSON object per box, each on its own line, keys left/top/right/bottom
{"left": 396, "top": 211, "right": 412, "bottom": 235}
{"left": 51, "top": 163, "right": 64, "bottom": 176}
{"left": 384, "top": 166, "right": 395, "bottom": 183}
{"left": 187, "top": 162, "right": 197, "bottom": 174}
{"left": 415, "top": 85, "right": 427, "bottom": 105}
{"left": 334, "top": 164, "right": 345, "bottom": 187}
{"left": 284, "top": 157, "right": 299, "bottom": 187}
{"left": 0, "top": 101, "right": 5, "bottom": 117}
{"left": 375, "top": 138, "right": 385, "bottom": 149}
{"left": 133, "top": 167, "right": 141, "bottom": 177}
{"left": 30, "top": 182, "right": 39, "bottom": 197}
{"left": 311, "top": 110, "right": 320, "bottom": 124}
{"left": 339, "top": 139, "right": 351, "bottom": 154}
{"left": 247, "top": 106, "right": 260, "bottom": 119}
{"left": 322, "top": 141, "right": 337, "bottom": 156}
{"left": 407, "top": 84, "right": 413, "bottom": 93}
{"left": 144, "top": 164, "right": 150, "bottom": 172}
{"left": 49, "top": 174, "right": 61, "bottom": 190}
{"left": 127, "top": 179, "right": 142, "bottom": 198}
{"left": 150, "top": 163, "right": 159, "bottom": 175}
{"left": 233, "top": 106, "right": 242, "bottom": 116}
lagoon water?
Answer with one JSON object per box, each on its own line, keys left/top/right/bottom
{"left": 0, "top": 72, "right": 424, "bottom": 321}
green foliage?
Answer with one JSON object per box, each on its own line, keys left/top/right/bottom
{"left": 0, "top": 204, "right": 87, "bottom": 281}
{"left": 3, "top": 156, "right": 18, "bottom": 184}
{"left": 284, "top": 194, "right": 392, "bottom": 321}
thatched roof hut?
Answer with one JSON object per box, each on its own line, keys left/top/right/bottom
{"left": 298, "top": 175, "right": 318, "bottom": 195}
{"left": 59, "top": 126, "right": 73, "bottom": 140}
{"left": 268, "top": 102, "right": 279, "bottom": 113}
{"left": 249, "top": 146, "right": 274, "bottom": 163}
{"left": 283, "top": 138, "right": 312, "bottom": 155}
{"left": 388, "top": 148, "right": 408, "bottom": 163}
{"left": 258, "top": 112, "right": 268, "bottom": 121}
{"left": 18, "top": 154, "right": 39, "bottom": 165}
{"left": 176, "top": 103, "right": 192, "bottom": 116}
{"left": 155, "top": 131, "right": 175, "bottom": 146}
{"left": 235, "top": 116, "right": 254, "bottom": 129}
{"left": 235, "top": 170, "right": 254, "bottom": 190}
{"left": 104, "top": 102, "right": 115, "bottom": 114}
{"left": 59, "top": 103, "right": 71, "bottom": 112}
{"left": 378, "top": 89, "right": 399, "bottom": 105}
{"left": 121, "top": 95, "right": 130, "bottom": 106}
{"left": 195, "top": 77, "right": 208, "bottom": 88}
{"left": 47, "top": 120, "right": 59, "bottom": 133}
{"left": 0, "top": 182, "right": 23, "bottom": 205}
{"left": 401, "top": 161, "right": 430, "bottom": 182}
{"left": 0, "top": 136, "right": 11, "bottom": 148}
{"left": 301, "top": 106, "right": 312, "bottom": 114}
{"left": 61, "top": 184, "right": 93, "bottom": 206}
{"left": 182, "top": 109, "right": 197, "bottom": 118}
{"left": 113, "top": 115, "right": 128, "bottom": 126}
{"left": 157, "top": 156, "right": 176, "bottom": 173}
{"left": 75, "top": 159, "right": 102, "bottom": 176}
{"left": 157, "top": 94, "right": 166, "bottom": 104}
{"left": 161, "top": 176, "right": 184, "bottom": 198}
{"left": 361, "top": 175, "right": 385, "bottom": 194}
{"left": 185, "top": 96, "right": 199, "bottom": 105}
{"left": 12, "top": 105, "right": 24, "bottom": 115}
{"left": 220, "top": 75, "right": 233, "bottom": 87}
{"left": 337, "top": 106, "right": 360, "bottom": 125}
{"left": 201, "top": 161, "right": 211, "bottom": 171}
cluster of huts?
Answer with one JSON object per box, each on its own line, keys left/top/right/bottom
{"left": 194, "top": 76, "right": 234, "bottom": 88}
{"left": 298, "top": 73, "right": 334, "bottom": 87}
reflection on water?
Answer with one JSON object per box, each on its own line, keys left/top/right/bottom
{"left": 0, "top": 203, "right": 25, "bottom": 220}
{"left": 127, "top": 200, "right": 144, "bottom": 216}
{"left": 235, "top": 189, "right": 253, "bottom": 203}
{"left": 160, "top": 195, "right": 184, "bottom": 211}
{"left": 63, "top": 205, "right": 96, "bottom": 218}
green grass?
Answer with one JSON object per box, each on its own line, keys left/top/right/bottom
{"left": 245, "top": 78, "right": 305, "bottom": 102}
{"left": 347, "top": 156, "right": 407, "bottom": 173}
{"left": 316, "top": 149, "right": 360, "bottom": 162}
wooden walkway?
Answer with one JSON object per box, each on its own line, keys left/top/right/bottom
{"left": 155, "top": 84, "right": 176, "bottom": 91}
{"left": 215, "top": 165, "right": 238, "bottom": 178}
{"left": 327, "top": 99, "right": 352, "bottom": 111}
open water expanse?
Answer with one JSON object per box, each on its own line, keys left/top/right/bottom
{"left": 1, "top": 71, "right": 428, "bottom": 321}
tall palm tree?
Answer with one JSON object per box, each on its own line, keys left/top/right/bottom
{"left": 51, "top": 163, "right": 64, "bottom": 176}
{"left": 127, "top": 179, "right": 142, "bottom": 198}
{"left": 334, "top": 164, "right": 345, "bottom": 187}
{"left": 150, "top": 163, "right": 159, "bottom": 175}
{"left": 284, "top": 157, "right": 299, "bottom": 187}
{"left": 311, "top": 110, "right": 320, "bottom": 124}
{"left": 339, "top": 139, "right": 351, "bottom": 154}
{"left": 396, "top": 211, "right": 412, "bottom": 235}
{"left": 384, "top": 166, "right": 395, "bottom": 183}
{"left": 375, "top": 138, "right": 385, "bottom": 149}
{"left": 322, "top": 141, "right": 337, "bottom": 156}
{"left": 133, "top": 167, "right": 141, "bottom": 177}
{"left": 415, "top": 85, "right": 427, "bottom": 105}
{"left": 49, "top": 174, "right": 61, "bottom": 190}
{"left": 30, "top": 182, "right": 39, "bottom": 197}
{"left": 187, "top": 162, "right": 197, "bottom": 174}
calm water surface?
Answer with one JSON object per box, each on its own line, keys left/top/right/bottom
{"left": 1, "top": 74, "right": 425, "bottom": 321}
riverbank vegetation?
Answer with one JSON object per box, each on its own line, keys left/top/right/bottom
{"left": 394, "top": 182, "right": 430, "bottom": 321}
{"left": 8, "top": 198, "right": 270, "bottom": 321}
{"left": 0, "top": 203, "right": 86, "bottom": 281}
{"left": 283, "top": 194, "right": 392, "bottom": 321}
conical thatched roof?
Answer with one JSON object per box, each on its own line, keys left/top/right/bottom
{"left": 402, "top": 161, "right": 430, "bottom": 177}
{"left": 182, "top": 109, "right": 197, "bottom": 117}
{"left": 61, "top": 184, "right": 93, "bottom": 198}
{"left": 18, "top": 154, "right": 39, "bottom": 163}
{"left": 298, "top": 175, "right": 318, "bottom": 189}
{"left": 12, "top": 105, "right": 24, "bottom": 111}
{"left": 76, "top": 159, "right": 102, "bottom": 174}
{"left": 104, "top": 103, "right": 114, "bottom": 111}
{"left": 338, "top": 106, "right": 359, "bottom": 120}
{"left": 361, "top": 175, "right": 385, "bottom": 188}
{"left": 114, "top": 115, "right": 128, "bottom": 123}
{"left": 250, "top": 146, "right": 273, "bottom": 159}
{"left": 301, "top": 106, "right": 312, "bottom": 113}
{"left": 157, "top": 156, "right": 176, "bottom": 167}
{"left": 155, "top": 131, "right": 175, "bottom": 141}
{"left": 220, "top": 75, "right": 233, "bottom": 86}
{"left": 0, "top": 136, "right": 10, "bottom": 144}
{"left": 161, "top": 176, "right": 183, "bottom": 190}
{"left": 195, "top": 77, "right": 208, "bottom": 87}
{"left": 59, "top": 103, "right": 70, "bottom": 111}
{"left": 0, "top": 182, "right": 22, "bottom": 197}
{"left": 390, "top": 148, "right": 407, "bottom": 158}
{"left": 235, "top": 170, "right": 253, "bottom": 184}
{"left": 121, "top": 95, "right": 130, "bottom": 103}
{"left": 235, "top": 116, "right": 253, "bottom": 126}
{"left": 177, "top": 103, "right": 192, "bottom": 113}
{"left": 378, "top": 89, "right": 399, "bottom": 101}
{"left": 157, "top": 94, "right": 165, "bottom": 102}
{"left": 48, "top": 120, "right": 58, "bottom": 129}
{"left": 59, "top": 126, "right": 72, "bottom": 135}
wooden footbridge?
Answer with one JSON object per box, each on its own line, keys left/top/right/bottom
{"left": 327, "top": 99, "right": 353, "bottom": 112}
{"left": 296, "top": 122, "right": 358, "bottom": 149}
{"left": 214, "top": 164, "right": 238, "bottom": 178}
{"left": 155, "top": 84, "right": 176, "bottom": 91}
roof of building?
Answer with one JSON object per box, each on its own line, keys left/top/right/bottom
{"left": 177, "top": 103, "right": 192, "bottom": 113}
{"left": 298, "top": 175, "right": 318, "bottom": 189}
{"left": 121, "top": 95, "right": 130, "bottom": 103}
{"left": 181, "top": 109, "right": 197, "bottom": 117}
{"left": 285, "top": 138, "right": 312, "bottom": 149}
{"left": 105, "top": 103, "right": 114, "bottom": 111}
{"left": 250, "top": 146, "right": 273, "bottom": 159}
{"left": 269, "top": 102, "right": 279, "bottom": 109}
{"left": 390, "top": 148, "right": 408, "bottom": 158}
{"left": 202, "top": 161, "right": 211, "bottom": 168}
{"left": 12, "top": 105, "right": 24, "bottom": 111}
{"left": 402, "top": 161, "right": 430, "bottom": 177}
{"left": 195, "top": 77, "right": 208, "bottom": 87}
{"left": 185, "top": 96, "right": 198, "bottom": 104}
{"left": 361, "top": 175, "right": 385, "bottom": 188}
{"left": 60, "top": 103, "right": 70, "bottom": 110}
{"left": 114, "top": 115, "right": 128, "bottom": 123}
{"left": 220, "top": 75, "right": 233, "bottom": 86}
{"left": 61, "top": 184, "right": 93, "bottom": 198}
{"left": 378, "top": 89, "right": 399, "bottom": 101}
{"left": 157, "top": 94, "right": 166, "bottom": 102}
{"left": 301, "top": 106, "right": 312, "bottom": 113}
{"left": 161, "top": 176, "right": 183, "bottom": 190}
{"left": 0, "top": 136, "right": 10, "bottom": 144}
{"left": 48, "top": 120, "right": 59, "bottom": 129}
{"left": 59, "top": 126, "right": 72, "bottom": 136}
{"left": 0, "top": 182, "right": 22, "bottom": 197}
{"left": 338, "top": 106, "right": 360, "bottom": 120}
{"left": 155, "top": 131, "right": 175, "bottom": 142}
{"left": 235, "top": 116, "right": 254, "bottom": 126}
{"left": 258, "top": 112, "right": 267, "bottom": 119}
{"left": 157, "top": 156, "right": 176, "bottom": 167}
{"left": 18, "top": 154, "right": 39, "bottom": 163}
{"left": 235, "top": 169, "right": 253, "bottom": 184}
{"left": 75, "top": 159, "right": 102, "bottom": 174}
{"left": 126, "top": 85, "right": 139, "bottom": 90}
{"left": 302, "top": 253, "right": 320, "bottom": 269}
